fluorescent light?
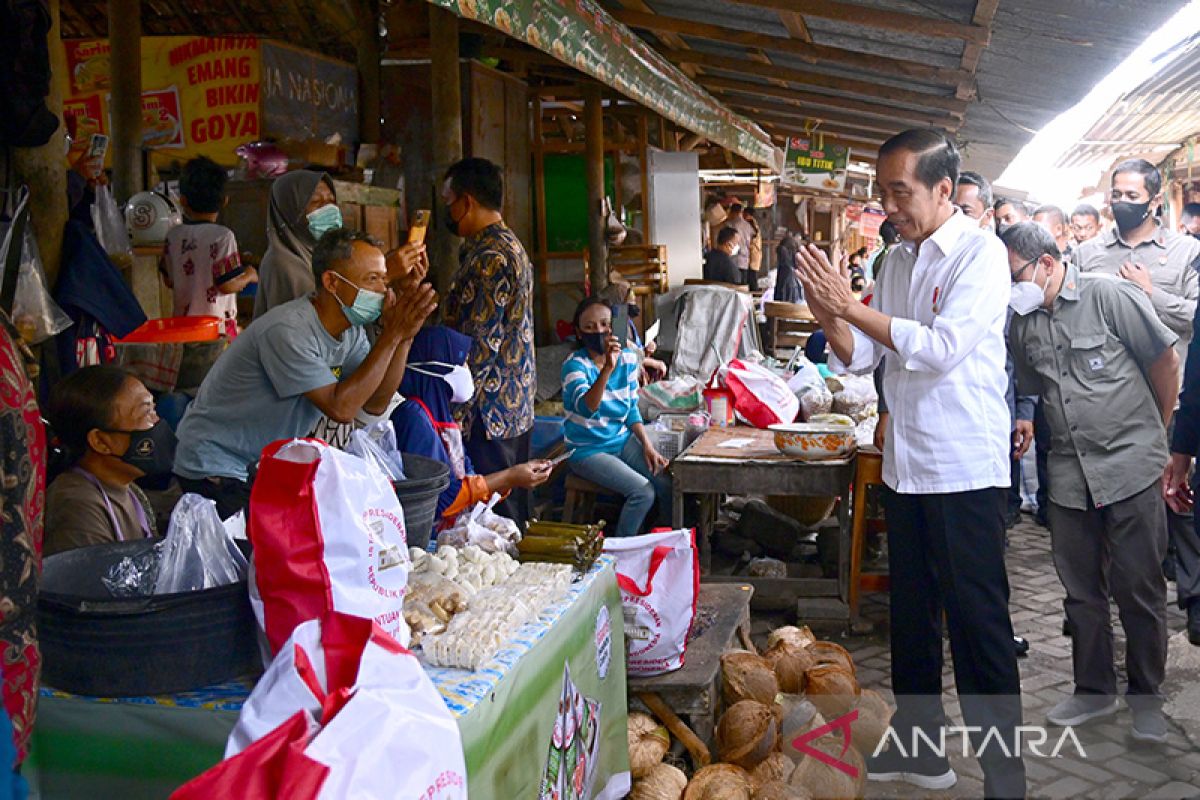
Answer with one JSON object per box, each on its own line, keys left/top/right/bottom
{"left": 997, "top": 0, "right": 1200, "bottom": 206}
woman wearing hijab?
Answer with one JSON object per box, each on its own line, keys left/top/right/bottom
{"left": 391, "top": 325, "right": 551, "bottom": 524}
{"left": 253, "top": 170, "right": 341, "bottom": 319}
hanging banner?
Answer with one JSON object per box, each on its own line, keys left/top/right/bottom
{"left": 858, "top": 208, "right": 888, "bottom": 240}
{"left": 61, "top": 37, "right": 358, "bottom": 165}
{"left": 783, "top": 136, "right": 851, "bottom": 193}
{"left": 424, "top": 0, "right": 780, "bottom": 172}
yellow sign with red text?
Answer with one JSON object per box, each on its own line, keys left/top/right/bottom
{"left": 63, "top": 36, "right": 262, "bottom": 165}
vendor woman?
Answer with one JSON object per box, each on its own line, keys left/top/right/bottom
{"left": 561, "top": 297, "right": 671, "bottom": 537}
{"left": 392, "top": 324, "right": 552, "bottom": 522}
{"left": 45, "top": 366, "right": 174, "bottom": 556}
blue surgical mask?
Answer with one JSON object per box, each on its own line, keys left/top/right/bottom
{"left": 331, "top": 272, "right": 385, "bottom": 326}
{"left": 307, "top": 203, "right": 343, "bottom": 240}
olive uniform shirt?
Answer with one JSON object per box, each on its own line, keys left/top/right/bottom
{"left": 1073, "top": 221, "right": 1200, "bottom": 381}
{"left": 1008, "top": 265, "right": 1177, "bottom": 510}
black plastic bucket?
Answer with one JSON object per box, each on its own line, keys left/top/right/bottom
{"left": 393, "top": 452, "right": 451, "bottom": 551}
{"left": 38, "top": 539, "right": 260, "bottom": 697}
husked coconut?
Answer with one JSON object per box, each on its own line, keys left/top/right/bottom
{"left": 722, "top": 651, "right": 781, "bottom": 706}
{"left": 683, "top": 764, "right": 753, "bottom": 800}
{"left": 763, "top": 641, "right": 815, "bottom": 694}
{"left": 766, "top": 625, "right": 816, "bottom": 650}
{"left": 628, "top": 712, "right": 671, "bottom": 778}
{"left": 630, "top": 762, "right": 688, "bottom": 800}
{"left": 716, "top": 700, "right": 779, "bottom": 769}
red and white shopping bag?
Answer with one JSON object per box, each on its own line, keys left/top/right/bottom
{"left": 173, "top": 612, "right": 467, "bottom": 800}
{"left": 721, "top": 358, "right": 800, "bottom": 428}
{"left": 249, "top": 438, "right": 411, "bottom": 654}
{"left": 602, "top": 529, "right": 699, "bottom": 677}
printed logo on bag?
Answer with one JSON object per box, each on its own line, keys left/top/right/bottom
{"left": 363, "top": 507, "right": 409, "bottom": 598}
{"left": 594, "top": 606, "right": 612, "bottom": 680}
{"left": 622, "top": 599, "right": 660, "bottom": 652}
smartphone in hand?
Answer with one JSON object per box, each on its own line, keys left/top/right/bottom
{"left": 614, "top": 303, "right": 629, "bottom": 349}
{"left": 408, "top": 210, "right": 431, "bottom": 246}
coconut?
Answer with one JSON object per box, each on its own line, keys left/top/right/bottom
{"left": 628, "top": 712, "right": 670, "bottom": 778}
{"left": 722, "top": 651, "right": 780, "bottom": 706}
{"left": 776, "top": 695, "right": 825, "bottom": 759}
{"left": 849, "top": 689, "right": 894, "bottom": 755}
{"left": 766, "top": 625, "right": 816, "bottom": 651}
{"left": 804, "top": 664, "right": 859, "bottom": 719}
{"left": 683, "top": 764, "right": 753, "bottom": 800}
{"left": 788, "top": 735, "right": 861, "bottom": 800}
{"left": 763, "top": 641, "right": 815, "bottom": 694}
{"left": 630, "top": 762, "right": 688, "bottom": 800}
{"left": 749, "top": 752, "right": 796, "bottom": 789}
{"left": 753, "top": 780, "right": 813, "bottom": 800}
{"left": 807, "top": 641, "right": 855, "bottom": 676}
{"left": 716, "top": 700, "right": 779, "bottom": 769}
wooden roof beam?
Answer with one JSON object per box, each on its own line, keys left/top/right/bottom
{"left": 701, "top": 75, "right": 960, "bottom": 128}
{"left": 661, "top": 50, "right": 969, "bottom": 115}
{"left": 620, "top": 0, "right": 699, "bottom": 79}
{"left": 718, "top": 95, "right": 911, "bottom": 136}
{"left": 752, "top": 115, "right": 888, "bottom": 147}
{"left": 956, "top": 0, "right": 1000, "bottom": 100}
{"left": 778, "top": 11, "right": 813, "bottom": 43}
{"left": 730, "top": 0, "right": 990, "bottom": 44}
{"left": 612, "top": 8, "right": 970, "bottom": 86}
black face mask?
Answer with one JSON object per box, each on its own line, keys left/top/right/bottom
{"left": 579, "top": 331, "right": 608, "bottom": 355}
{"left": 104, "top": 419, "right": 176, "bottom": 477}
{"left": 444, "top": 199, "right": 465, "bottom": 236}
{"left": 1111, "top": 200, "right": 1151, "bottom": 234}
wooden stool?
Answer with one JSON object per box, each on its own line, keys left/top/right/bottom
{"left": 562, "top": 474, "right": 606, "bottom": 524}
{"left": 849, "top": 446, "right": 890, "bottom": 618}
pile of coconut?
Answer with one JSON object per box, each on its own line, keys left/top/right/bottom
{"left": 627, "top": 626, "right": 893, "bottom": 800}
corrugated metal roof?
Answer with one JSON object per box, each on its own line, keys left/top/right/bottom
{"left": 606, "top": 0, "right": 1189, "bottom": 183}
{"left": 1055, "top": 34, "right": 1200, "bottom": 169}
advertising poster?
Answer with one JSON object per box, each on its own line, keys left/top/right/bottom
{"left": 783, "top": 136, "right": 851, "bottom": 193}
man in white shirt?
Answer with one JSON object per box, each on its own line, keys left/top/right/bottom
{"left": 797, "top": 129, "right": 1024, "bottom": 799}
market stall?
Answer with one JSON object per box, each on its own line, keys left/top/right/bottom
{"left": 26, "top": 557, "right": 630, "bottom": 800}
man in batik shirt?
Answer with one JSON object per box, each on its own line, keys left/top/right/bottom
{"left": 442, "top": 158, "right": 537, "bottom": 524}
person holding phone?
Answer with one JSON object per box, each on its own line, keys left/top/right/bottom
{"left": 561, "top": 297, "right": 670, "bottom": 538}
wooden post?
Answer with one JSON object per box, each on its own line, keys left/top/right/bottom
{"left": 584, "top": 84, "right": 606, "bottom": 293}
{"left": 532, "top": 93, "right": 551, "bottom": 343}
{"left": 429, "top": 5, "right": 463, "bottom": 292}
{"left": 108, "top": 0, "right": 143, "bottom": 203}
{"left": 10, "top": 0, "right": 67, "bottom": 287}
{"left": 355, "top": 0, "right": 382, "bottom": 144}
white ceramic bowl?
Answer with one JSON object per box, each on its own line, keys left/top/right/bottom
{"left": 768, "top": 420, "right": 856, "bottom": 460}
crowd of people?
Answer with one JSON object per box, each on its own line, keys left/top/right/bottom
{"left": 791, "top": 127, "right": 1200, "bottom": 798}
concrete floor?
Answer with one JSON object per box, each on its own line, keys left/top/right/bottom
{"left": 748, "top": 514, "right": 1200, "bottom": 800}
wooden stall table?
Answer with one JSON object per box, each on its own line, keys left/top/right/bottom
{"left": 671, "top": 427, "right": 856, "bottom": 622}
{"left": 628, "top": 583, "right": 753, "bottom": 757}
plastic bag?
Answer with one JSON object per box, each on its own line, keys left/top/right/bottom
{"left": 640, "top": 377, "right": 703, "bottom": 413}
{"left": 154, "top": 493, "right": 249, "bottom": 594}
{"left": 91, "top": 184, "right": 133, "bottom": 268}
{"left": 344, "top": 420, "right": 406, "bottom": 481}
{"left": 0, "top": 189, "right": 72, "bottom": 344}
{"left": 786, "top": 354, "right": 833, "bottom": 420}
{"left": 102, "top": 541, "right": 164, "bottom": 597}
{"left": 437, "top": 494, "right": 521, "bottom": 555}
{"left": 831, "top": 374, "right": 878, "bottom": 422}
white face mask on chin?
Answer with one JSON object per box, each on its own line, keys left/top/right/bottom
{"left": 407, "top": 361, "right": 476, "bottom": 403}
{"left": 1008, "top": 263, "right": 1045, "bottom": 316}
{"left": 730, "top": 244, "right": 741, "bottom": 256}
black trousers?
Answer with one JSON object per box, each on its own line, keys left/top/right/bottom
{"left": 465, "top": 416, "right": 532, "bottom": 525}
{"left": 883, "top": 486, "right": 1026, "bottom": 800}
{"left": 175, "top": 474, "right": 252, "bottom": 521}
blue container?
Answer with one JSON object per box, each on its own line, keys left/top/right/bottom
{"left": 532, "top": 415, "right": 565, "bottom": 458}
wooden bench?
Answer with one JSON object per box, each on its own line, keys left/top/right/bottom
{"left": 629, "top": 583, "right": 754, "bottom": 765}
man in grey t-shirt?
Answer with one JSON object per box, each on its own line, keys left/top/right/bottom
{"left": 174, "top": 228, "right": 438, "bottom": 517}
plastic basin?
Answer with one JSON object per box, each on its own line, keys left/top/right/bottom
{"left": 38, "top": 539, "right": 260, "bottom": 697}
{"left": 115, "top": 316, "right": 221, "bottom": 344}
{"left": 393, "top": 452, "right": 451, "bottom": 551}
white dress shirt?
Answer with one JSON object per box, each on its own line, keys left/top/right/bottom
{"left": 830, "top": 209, "right": 1011, "bottom": 494}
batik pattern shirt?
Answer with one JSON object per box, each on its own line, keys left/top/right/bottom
{"left": 445, "top": 222, "right": 536, "bottom": 441}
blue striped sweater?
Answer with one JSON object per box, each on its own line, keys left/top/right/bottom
{"left": 561, "top": 347, "right": 643, "bottom": 460}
